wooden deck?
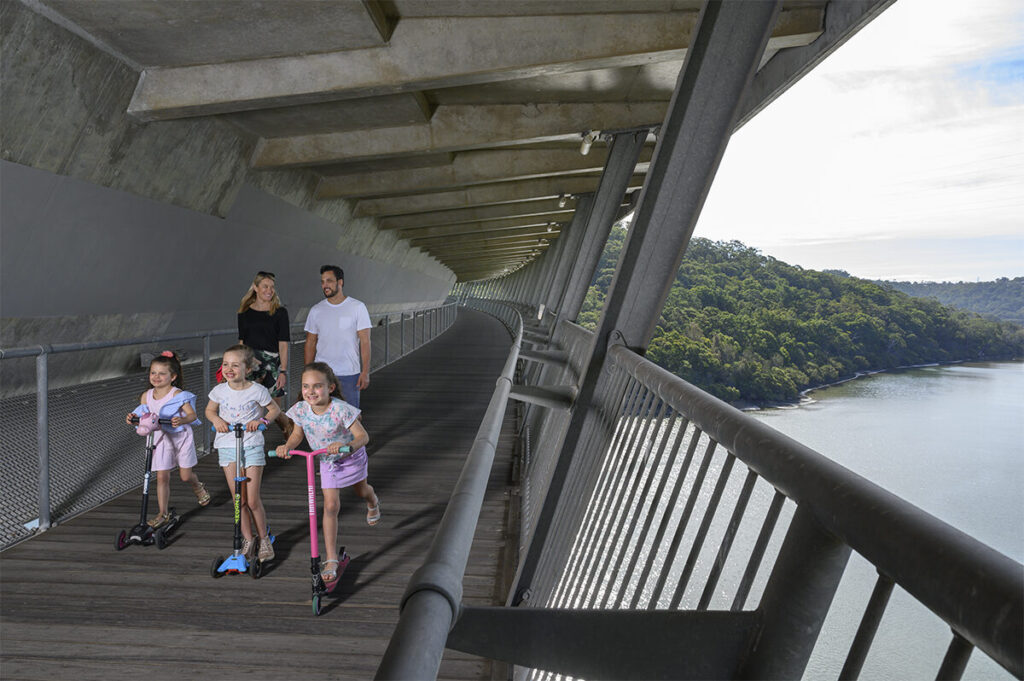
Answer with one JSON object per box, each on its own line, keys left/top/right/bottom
{"left": 0, "top": 309, "right": 518, "bottom": 680}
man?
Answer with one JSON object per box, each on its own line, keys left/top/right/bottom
{"left": 304, "top": 265, "right": 372, "bottom": 408}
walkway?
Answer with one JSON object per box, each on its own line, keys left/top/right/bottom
{"left": 0, "top": 308, "right": 517, "bottom": 680}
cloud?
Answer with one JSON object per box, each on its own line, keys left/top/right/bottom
{"left": 695, "top": 0, "right": 1024, "bottom": 282}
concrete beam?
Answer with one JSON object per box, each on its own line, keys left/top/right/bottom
{"left": 737, "top": 0, "right": 893, "bottom": 129}
{"left": 445, "top": 252, "right": 537, "bottom": 264}
{"left": 252, "top": 103, "right": 668, "bottom": 168}
{"left": 127, "top": 13, "right": 703, "bottom": 121}
{"left": 315, "top": 147, "right": 654, "bottom": 199}
{"left": 410, "top": 226, "right": 561, "bottom": 248}
{"left": 397, "top": 214, "right": 572, "bottom": 240}
{"left": 126, "top": 10, "right": 822, "bottom": 122}
{"left": 448, "top": 255, "right": 535, "bottom": 269}
{"left": 354, "top": 174, "right": 647, "bottom": 217}
{"left": 422, "top": 236, "right": 556, "bottom": 255}
{"left": 425, "top": 243, "right": 550, "bottom": 259}
{"left": 377, "top": 198, "right": 574, "bottom": 230}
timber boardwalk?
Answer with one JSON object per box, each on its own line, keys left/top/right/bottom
{"left": 0, "top": 309, "right": 517, "bottom": 680}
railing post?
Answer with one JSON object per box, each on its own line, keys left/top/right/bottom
{"left": 203, "top": 334, "right": 211, "bottom": 454}
{"left": 401, "top": 313, "right": 406, "bottom": 357}
{"left": 737, "top": 504, "right": 851, "bottom": 679}
{"left": 385, "top": 314, "right": 390, "bottom": 365}
{"left": 35, "top": 350, "right": 51, "bottom": 530}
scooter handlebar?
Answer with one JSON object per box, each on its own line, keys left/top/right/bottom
{"left": 268, "top": 446, "right": 351, "bottom": 458}
{"left": 210, "top": 423, "right": 267, "bottom": 433}
{"left": 128, "top": 415, "right": 175, "bottom": 425}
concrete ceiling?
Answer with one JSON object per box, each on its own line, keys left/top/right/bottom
{"left": 25, "top": 0, "right": 848, "bottom": 281}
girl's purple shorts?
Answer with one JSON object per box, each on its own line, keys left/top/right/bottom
{"left": 319, "top": 446, "right": 368, "bottom": 489}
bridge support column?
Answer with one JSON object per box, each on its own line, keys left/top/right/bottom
{"left": 556, "top": 131, "right": 648, "bottom": 325}
{"left": 510, "top": 0, "right": 781, "bottom": 606}
{"left": 543, "top": 193, "right": 593, "bottom": 314}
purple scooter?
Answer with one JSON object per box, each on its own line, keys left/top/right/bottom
{"left": 269, "top": 446, "right": 351, "bottom": 616}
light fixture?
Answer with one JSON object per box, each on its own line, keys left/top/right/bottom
{"left": 580, "top": 130, "right": 599, "bottom": 155}
{"left": 558, "top": 193, "right": 568, "bottom": 208}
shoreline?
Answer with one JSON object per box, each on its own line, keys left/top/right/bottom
{"left": 735, "top": 357, "right": 1023, "bottom": 412}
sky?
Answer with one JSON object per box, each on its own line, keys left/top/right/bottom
{"left": 695, "top": 0, "right": 1024, "bottom": 282}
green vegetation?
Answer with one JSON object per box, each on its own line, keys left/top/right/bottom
{"left": 578, "top": 230, "right": 1024, "bottom": 405}
{"left": 876, "top": 278, "right": 1024, "bottom": 326}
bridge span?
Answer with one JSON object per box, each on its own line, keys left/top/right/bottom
{"left": 3, "top": 1, "right": 1022, "bottom": 679}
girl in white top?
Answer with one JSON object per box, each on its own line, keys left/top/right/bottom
{"left": 206, "top": 344, "right": 281, "bottom": 562}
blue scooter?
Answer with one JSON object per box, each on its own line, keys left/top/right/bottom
{"left": 210, "top": 423, "right": 274, "bottom": 579}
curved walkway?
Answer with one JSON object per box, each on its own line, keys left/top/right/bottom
{"left": 0, "top": 308, "right": 517, "bottom": 680}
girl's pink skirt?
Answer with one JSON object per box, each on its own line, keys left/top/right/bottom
{"left": 318, "top": 447, "right": 368, "bottom": 489}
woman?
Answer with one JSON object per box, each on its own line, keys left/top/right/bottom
{"left": 237, "top": 271, "right": 292, "bottom": 434}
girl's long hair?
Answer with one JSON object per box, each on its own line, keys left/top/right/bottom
{"left": 238, "top": 272, "right": 281, "bottom": 315}
{"left": 304, "top": 362, "right": 343, "bottom": 400}
{"left": 151, "top": 351, "right": 184, "bottom": 389}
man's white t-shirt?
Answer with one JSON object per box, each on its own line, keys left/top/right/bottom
{"left": 304, "top": 296, "right": 372, "bottom": 376}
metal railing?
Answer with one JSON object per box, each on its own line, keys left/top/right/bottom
{"left": 0, "top": 302, "right": 457, "bottom": 549}
{"left": 377, "top": 299, "right": 523, "bottom": 679}
{"left": 516, "top": 322, "right": 1023, "bottom": 679}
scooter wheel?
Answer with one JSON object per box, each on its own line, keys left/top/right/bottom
{"left": 250, "top": 559, "right": 263, "bottom": 580}
{"left": 115, "top": 530, "right": 128, "bottom": 551}
{"left": 155, "top": 529, "right": 167, "bottom": 550}
{"left": 210, "top": 557, "right": 224, "bottom": 579}
{"left": 312, "top": 593, "right": 322, "bottom": 616}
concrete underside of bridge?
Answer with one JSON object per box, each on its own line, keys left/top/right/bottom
{"left": 1, "top": 0, "right": 893, "bottom": 394}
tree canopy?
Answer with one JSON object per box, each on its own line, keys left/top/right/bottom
{"left": 577, "top": 230, "right": 1024, "bottom": 405}
{"left": 876, "top": 278, "right": 1024, "bottom": 326}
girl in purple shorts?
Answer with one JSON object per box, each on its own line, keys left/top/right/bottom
{"left": 276, "top": 361, "right": 380, "bottom": 583}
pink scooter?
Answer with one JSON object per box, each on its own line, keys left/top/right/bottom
{"left": 269, "top": 447, "right": 351, "bottom": 616}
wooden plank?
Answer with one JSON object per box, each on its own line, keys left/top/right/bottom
{"left": 0, "top": 309, "right": 517, "bottom": 681}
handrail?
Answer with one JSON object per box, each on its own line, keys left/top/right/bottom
{"left": 376, "top": 301, "right": 523, "bottom": 679}
{"left": 606, "top": 343, "right": 1023, "bottom": 677}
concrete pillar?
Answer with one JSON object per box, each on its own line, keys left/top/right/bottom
{"left": 557, "top": 132, "right": 648, "bottom": 324}
{"left": 545, "top": 194, "right": 594, "bottom": 314}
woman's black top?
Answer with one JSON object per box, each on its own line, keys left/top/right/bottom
{"left": 238, "top": 307, "right": 290, "bottom": 352}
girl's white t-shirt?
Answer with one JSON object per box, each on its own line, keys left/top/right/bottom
{"left": 209, "top": 382, "right": 272, "bottom": 449}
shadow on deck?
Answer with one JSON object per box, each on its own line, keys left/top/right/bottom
{"left": 0, "top": 308, "right": 517, "bottom": 681}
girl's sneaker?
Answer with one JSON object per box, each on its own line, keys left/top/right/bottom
{"left": 258, "top": 535, "right": 275, "bottom": 561}
{"left": 241, "top": 537, "right": 256, "bottom": 561}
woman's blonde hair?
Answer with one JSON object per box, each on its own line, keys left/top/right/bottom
{"left": 238, "top": 272, "right": 281, "bottom": 315}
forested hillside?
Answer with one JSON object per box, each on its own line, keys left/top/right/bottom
{"left": 578, "top": 230, "right": 1024, "bottom": 405}
{"left": 876, "top": 278, "right": 1024, "bottom": 326}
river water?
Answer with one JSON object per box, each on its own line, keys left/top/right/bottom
{"left": 749, "top": 361, "right": 1023, "bottom": 680}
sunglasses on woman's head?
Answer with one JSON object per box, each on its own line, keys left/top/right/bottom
{"left": 257, "top": 271, "right": 275, "bottom": 278}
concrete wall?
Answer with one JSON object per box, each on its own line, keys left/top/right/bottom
{"left": 0, "top": 2, "right": 454, "bottom": 395}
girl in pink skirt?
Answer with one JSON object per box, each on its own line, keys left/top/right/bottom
{"left": 276, "top": 361, "right": 379, "bottom": 582}
{"left": 125, "top": 351, "right": 210, "bottom": 527}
